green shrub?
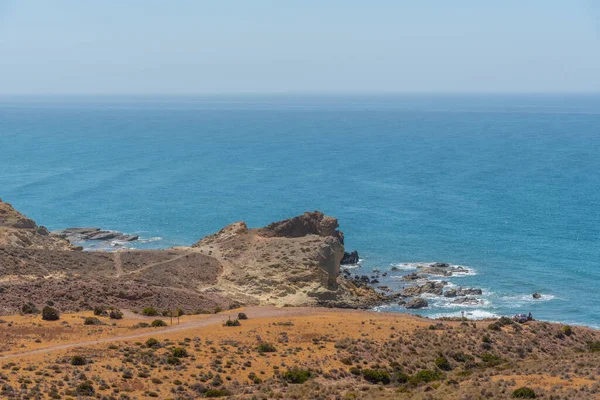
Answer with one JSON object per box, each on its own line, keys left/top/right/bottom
{"left": 205, "top": 389, "right": 230, "bottom": 398}
{"left": 93, "top": 306, "right": 106, "bottom": 316}
{"left": 70, "top": 355, "right": 86, "bottom": 366}
{"left": 487, "top": 323, "right": 501, "bottom": 331}
{"left": 84, "top": 317, "right": 102, "bottom": 326}
{"left": 238, "top": 312, "right": 248, "bottom": 320}
{"left": 22, "top": 303, "right": 38, "bottom": 314}
{"left": 588, "top": 341, "right": 600, "bottom": 352}
{"left": 42, "top": 306, "right": 60, "bottom": 321}
{"left": 481, "top": 353, "right": 504, "bottom": 367}
{"left": 171, "top": 347, "right": 188, "bottom": 358}
{"left": 256, "top": 343, "right": 277, "bottom": 353}
{"left": 283, "top": 368, "right": 312, "bottom": 384}
{"left": 362, "top": 369, "right": 391, "bottom": 384}
{"left": 349, "top": 367, "right": 361, "bottom": 376}
{"left": 394, "top": 371, "right": 410, "bottom": 383}
{"left": 223, "top": 319, "right": 241, "bottom": 327}
{"left": 151, "top": 319, "right": 167, "bottom": 327}
{"left": 435, "top": 356, "right": 452, "bottom": 371}
{"left": 109, "top": 310, "right": 123, "bottom": 320}
{"left": 411, "top": 369, "right": 444, "bottom": 384}
{"left": 142, "top": 307, "right": 159, "bottom": 316}
{"left": 145, "top": 338, "right": 159, "bottom": 348}
{"left": 562, "top": 325, "right": 572, "bottom": 336}
{"left": 166, "top": 356, "right": 181, "bottom": 365}
{"left": 75, "top": 382, "right": 94, "bottom": 396}
{"left": 512, "top": 387, "right": 536, "bottom": 398}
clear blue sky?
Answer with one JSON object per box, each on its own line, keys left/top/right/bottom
{"left": 1, "top": 0, "right": 599, "bottom": 94}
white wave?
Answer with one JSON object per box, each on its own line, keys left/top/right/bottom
{"left": 499, "top": 293, "right": 556, "bottom": 306}
{"left": 341, "top": 264, "right": 361, "bottom": 270}
{"left": 137, "top": 236, "right": 163, "bottom": 243}
{"left": 431, "top": 309, "right": 499, "bottom": 320}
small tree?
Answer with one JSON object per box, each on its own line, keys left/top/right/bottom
{"left": 42, "top": 306, "right": 60, "bottom": 321}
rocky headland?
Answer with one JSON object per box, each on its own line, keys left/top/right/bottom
{"left": 0, "top": 200, "right": 394, "bottom": 315}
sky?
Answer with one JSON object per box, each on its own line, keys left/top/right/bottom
{"left": 0, "top": 1, "right": 599, "bottom": 94}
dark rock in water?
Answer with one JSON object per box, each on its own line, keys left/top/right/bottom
{"left": 417, "top": 262, "right": 469, "bottom": 276}
{"left": 341, "top": 250, "right": 359, "bottom": 265}
{"left": 405, "top": 298, "right": 428, "bottom": 309}
{"left": 402, "top": 272, "right": 426, "bottom": 281}
{"left": 532, "top": 292, "right": 542, "bottom": 299}
{"left": 390, "top": 266, "right": 400, "bottom": 271}
{"left": 452, "top": 297, "right": 479, "bottom": 305}
{"left": 444, "top": 287, "right": 482, "bottom": 297}
{"left": 401, "top": 281, "right": 447, "bottom": 296}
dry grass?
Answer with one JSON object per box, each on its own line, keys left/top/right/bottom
{"left": 0, "top": 308, "right": 597, "bottom": 399}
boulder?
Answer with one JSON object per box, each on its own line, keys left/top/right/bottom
{"left": 405, "top": 298, "right": 428, "bottom": 309}
{"left": 532, "top": 292, "right": 542, "bottom": 299}
{"left": 452, "top": 297, "right": 479, "bottom": 305}
{"left": 444, "top": 287, "right": 482, "bottom": 297}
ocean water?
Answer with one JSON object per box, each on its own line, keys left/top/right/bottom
{"left": 1, "top": 94, "right": 599, "bottom": 328}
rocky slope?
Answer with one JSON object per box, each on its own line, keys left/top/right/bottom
{"left": 0, "top": 203, "right": 387, "bottom": 315}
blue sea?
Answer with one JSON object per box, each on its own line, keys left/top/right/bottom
{"left": 1, "top": 94, "right": 599, "bottom": 328}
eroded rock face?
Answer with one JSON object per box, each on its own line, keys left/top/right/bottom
{"left": 258, "top": 211, "right": 344, "bottom": 243}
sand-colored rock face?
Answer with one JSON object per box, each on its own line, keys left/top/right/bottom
{"left": 189, "top": 211, "right": 379, "bottom": 307}
{"left": 0, "top": 199, "right": 74, "bottom": 250}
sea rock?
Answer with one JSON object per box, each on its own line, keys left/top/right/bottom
{"left": 405, "top": 298, "right": 428, "bottom": 309}
{"left": 532, "top": 292, "right": 542, "bottom": 299}
{"left": 402, "top": 272, "right": 426, "bottom": 281}
{"left": 452, "top": 297, "right": 479, "bottom": 305}
{"left": 417, "top": 262, "right": 469, "bottom": 276}
{"left": 401, "top": 281, "right": 447, "bottom": 296}
{"left": 444, "top": 288, "right": 483, "bottom": 297}
{"left": 341, "top": 250, "right": 359, "bottom": 265}
{"left": 52, "top": 227, "right": 139, "bottom": 243}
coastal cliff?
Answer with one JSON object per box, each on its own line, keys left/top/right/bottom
{"left": 0, "top": 201, "right": 386, "bottom": 314}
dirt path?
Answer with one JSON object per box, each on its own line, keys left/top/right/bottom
{"left": 0, "top": 306, "right": 316, "bottom": 361}
{"left": 122, "top": 253, "right": 189, "bottom": 276}
{"left": 113, "top": 252, "right": 123, "bottom": 277}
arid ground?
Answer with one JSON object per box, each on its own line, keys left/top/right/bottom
{"left": 0, "top": 307, "right": 598, "bottom": 399}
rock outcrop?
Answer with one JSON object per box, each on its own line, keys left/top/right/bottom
{"left": 405, "top": 298, "right": 428, "bottom": 309}
{"left": 0, "top": 199, "right": 74, "bottom": 251}
{"left": 52, "top": 227, "right": 139, "bottom": 243}
{"left": 401, "top": 281, "right": 447, "bottom": 297}
{"left": 443, "top": 288, "right": 483, "bottom": 297}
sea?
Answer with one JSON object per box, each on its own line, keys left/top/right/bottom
{"left": 1, "top": 94, "right": 598, "bottom": 328}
